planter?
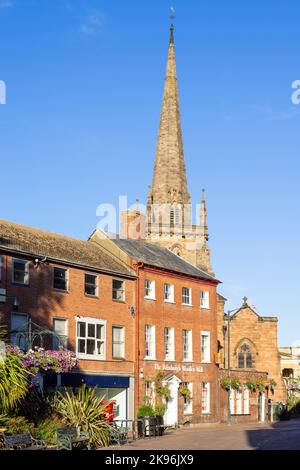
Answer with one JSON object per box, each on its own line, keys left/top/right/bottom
{"left": 155, "top": 415, "right": 164, "bottom": 436}
{"left": 138, "top": 417, "right": 157, "bottom": 437}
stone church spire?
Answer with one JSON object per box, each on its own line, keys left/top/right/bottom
{"left": 148, "top": 24, "right": 191, "bottom": 207}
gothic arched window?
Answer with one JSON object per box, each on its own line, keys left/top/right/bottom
{"left": 238, "top": 343, "right": 253, "bottom": 369}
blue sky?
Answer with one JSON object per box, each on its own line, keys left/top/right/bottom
{"left": 0, "top": 0, "right": 299, "bottom": 345}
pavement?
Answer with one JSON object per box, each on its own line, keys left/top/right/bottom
{"left": 114, "top": 419, "right": 300, "bottom": 451}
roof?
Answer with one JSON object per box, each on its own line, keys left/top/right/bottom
{"left": 112, "top": 238, "right": 219, "bottom": 283}
{"left": 0, "top": 220, "right": 135, "bottom": 278}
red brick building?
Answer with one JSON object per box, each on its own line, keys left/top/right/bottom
{"left": 91, "top": 231, "right": 221, "bottom": 426}
{"left": 0, "top": 220, "right": 137, "bottom": 422}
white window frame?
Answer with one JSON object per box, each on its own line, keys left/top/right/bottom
{"left": 76, "top": 317, "right": 106, "bottom": 360}
{"left": 182, "top": 287, "right": 192, "bottom": 306}
{"left": 183, "top": 329, "right": 193, "bottom": 362}
{"left": 53, "top": 266, "right": 69, "bottom": 291}
{"left": 200, "top": 290, "right": 210, "bottom": 309}
{"left": 12, "top": 258, "right": 30, "bottom": 285}
{"left": 53, "top": 318, "right": 68, "bottom": 349}
{"left": 164, "top": 284, "right": 175, "bottom": 303}
{"left": 112, "top": 326, "right": 125, "bottom": 359}
{"left": 229, "top": 388, "right": 235, "bottom": 415}
{"left": 84, "top": 273, "right": 99, "bottom": 297}
{"left": 183, "top": 382, "right": 193, "bottom": 415}
{"left": 145, "top": 324, "right": 156, "bottom": 360}
{"left": 164, "top": 327, "right": 175, "bottom": 361}
{"left": 201, "top": 331, "right": 211, "bottom": 363}
{"left": 244, "top": 387, "right": 250, "bottom": 415}
{"left": 112, "top": 279, "right": 125, "bottom": 302}
{"left": 236, "top": 389, "right": 242, "bottom": 415}
{"left": 201, "top": 382, "right": 211, "bottom": 414}
{"left": 144, "top": 280, "right": 156, "bottom": 300}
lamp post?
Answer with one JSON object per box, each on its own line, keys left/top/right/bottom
{"left": 226, "top": 306, "right": 242, "bottom": 426}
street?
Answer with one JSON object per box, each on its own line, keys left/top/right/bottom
{"left": 117, "top": 420, "right": 300, "bottom": 451}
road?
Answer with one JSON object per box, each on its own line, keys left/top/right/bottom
{"left": 117, "top": 419, "right": 300, "bottom": 451}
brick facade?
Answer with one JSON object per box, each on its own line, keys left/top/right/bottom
{"left": 0, "top": 248, "right": 137, "bottom": 421}
{"left": 136, "top": 266, "right": 220, "bottom": 425}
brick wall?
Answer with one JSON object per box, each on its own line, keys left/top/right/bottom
{"left": 0, "top": 252, "right": 136, "bottom": 378}
{"left": 137, "top": 266, "right": 220, "bottom": 424}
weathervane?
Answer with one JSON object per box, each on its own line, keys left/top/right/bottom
{"left": 170, "top": 5, "right": 176, "bottom": 21}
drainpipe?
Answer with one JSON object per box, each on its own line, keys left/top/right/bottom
{"left": 134, "top": 262, "right": 144, "bottom": 414}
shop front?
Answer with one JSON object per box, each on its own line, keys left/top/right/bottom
{"left": 61, "top": 373, "right": 135, "bottom": 422}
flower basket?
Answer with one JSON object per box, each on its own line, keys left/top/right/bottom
{"left": 220, "top": 378, "right": 231, "bottom": 391}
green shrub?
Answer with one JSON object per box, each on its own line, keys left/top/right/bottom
{"left": 154, "top": 404, "right": 166, "bottom": 417}
{"left": 137, "top": 405, "right": 155, "bottom": 417}
{"left": 1, "top": 416, "right": 34, "bottom": 435}
{"left": 33, "top": 418, "right": 61, "bottom": 446}
{"left": 53, "top": 385, "right": 114, "bottom": 448}
{"left": 0, "top": 327, "right": 31, "bottom": 413}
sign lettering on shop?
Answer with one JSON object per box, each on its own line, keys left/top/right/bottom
{"left": 154, "top": 363, "right": 204, "bottom": 373}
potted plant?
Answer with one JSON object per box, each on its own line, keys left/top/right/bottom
{"left": 245, "top": 379, "right": 256, "bottom": 393}
{"left": 154, "top": 404, "right": 166, "bottom": 436}
{"left": 256, "top": 379, "right": 266, "bottom": 393}
{"left": 220, "top": 377, "right": 231, "bottom": 391}
{"left": 179, "top": 385, "right": 192, "bottom": 401}
{"left": 269, "top": 379, "right": 277, "bottom": 395}
{"left": 230, "top": 378, "right": 242, "bottom": 392}
{"left": 137, "top": 405, "right": 156, "bottom": 437}
{"left": 155, "top": 373, "right": 171, "bottom": 400}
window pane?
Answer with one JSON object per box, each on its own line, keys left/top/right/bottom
{"left": 88, "top": 323, "right": 95, "bottom": 338}
{"left": 78, "top": 322, "right": 86, "bottom": 338}
{"left": 113, "top": 280, "right": 123, "bottom": 290}
{"left": 54, "top": 268, "right": 67, "bottom": 290}
{"left": 97, "top": 341, "right": 105, "bottom": 356}
{"left": 78, "top": 339, "right": 86, "bottom": 353}
{"left": 54, "top": 319, "right": 66, "bottom": 335}
{"left": 246, "top": 353, "right": 253, "bottom": 368}
{"left": 238, "top": 353, "right": 244, "bottom": 368}
{"left": 113, "top": 280, "right": 125, "bottom": 301}
{"left": 97, "top": 324, "right": 104, "bottom": 340}
{"left": 87, "top": 339, "right": 96, "bottom": 355}
{"left": 85, "top": 274, "right": 97, "bottom": 296}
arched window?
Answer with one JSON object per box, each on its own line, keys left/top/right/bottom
{"left": 238, "top": 343, "right": 253, "bottom": 369}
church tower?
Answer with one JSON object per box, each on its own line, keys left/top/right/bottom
{"left": 146, "top": 24, "right": 213, "bottom": 275}
{"left": 120, "top": 23, "right": 213, "bottom": 275}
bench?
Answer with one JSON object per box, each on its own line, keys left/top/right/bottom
{"left": 109, "top": 422, "right": 129, "bottom": 446}
{"left": 3, "top": 433, "right": 47, "bottom": 450}
{"left": 56, "top": 428, "right": 91, "bottom": 451}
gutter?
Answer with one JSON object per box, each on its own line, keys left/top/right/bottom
{"left": 0, "top": 246, "right": 137, "bottom": 281}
